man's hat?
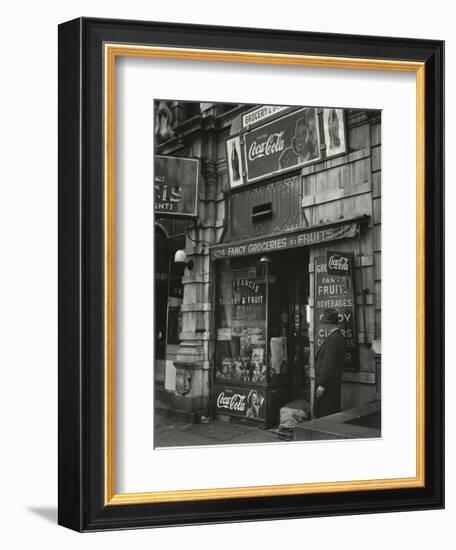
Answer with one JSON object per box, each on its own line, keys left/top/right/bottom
{"left": 322, "top": 308, "right": 339, "bottom": 324}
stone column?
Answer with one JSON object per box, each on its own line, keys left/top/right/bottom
{"left": 172, "top": 157, "right": 218, "bottom": 422}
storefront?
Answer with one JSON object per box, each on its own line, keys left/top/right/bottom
{"left": 210, "top": 104, "right": 380, "bottom": 427}
{"left": 154, "top": 101, "right": 381, "bottom": 427}
{"left": 211, "top": 217, "right": 365, "bottom": 426}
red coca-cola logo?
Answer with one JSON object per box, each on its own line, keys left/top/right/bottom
{"left": 216, "top": 392, "right": 247, "bottom": 412}
{"left": 328, "top": 255, "right": 349, "bottom": 272}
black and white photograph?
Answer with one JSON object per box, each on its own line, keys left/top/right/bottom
{"left": 0, "top": 0, "right": 448, "bottom": 543}
{"left": 154, "top": 100, "right": 382, "bottom": 448}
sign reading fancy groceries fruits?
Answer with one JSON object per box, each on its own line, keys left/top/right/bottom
{"left": 243, "top": 108, "right": 320, "bottom": 183}
{"left": 154, "top": 155, "right": 199, "bottom": 217}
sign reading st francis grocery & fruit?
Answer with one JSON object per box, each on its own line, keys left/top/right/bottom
{"left": 154, "top": 155, "right": 199, "bottom": 217}
{"left": 243, "top": 108, "right": 320, "bottom": 183}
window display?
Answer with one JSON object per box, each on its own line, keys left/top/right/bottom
{"left": 215, "top": 258, "right": 267, "bottom": 386}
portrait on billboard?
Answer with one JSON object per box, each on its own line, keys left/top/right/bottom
{"left": 153, "top": 100, "right": 381, "bottom": 449}
{"left": 243, "top": 107, "right": 321, "bottom": 183}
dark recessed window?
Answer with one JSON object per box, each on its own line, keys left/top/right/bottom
{"left": 252, "top": 202, "right": 273, "bottom": 222}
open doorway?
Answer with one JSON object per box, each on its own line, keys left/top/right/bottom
{"left": 268, "top": 248, "right": 311, "bottom": 405}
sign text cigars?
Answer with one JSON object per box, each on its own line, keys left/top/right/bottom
{"left": 211, "top": 222, "right": 358, "bottom": 260}
{"left": 314, "top": 254, "right": 359, "bottom": 371}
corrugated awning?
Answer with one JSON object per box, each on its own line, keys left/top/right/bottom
{"left": 210, "top": 216, "right": 367, "bottom": 260}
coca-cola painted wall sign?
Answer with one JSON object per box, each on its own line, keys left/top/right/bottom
{"left": 314, "top": 253, "right": 359, "bottom": 371}
{"left": 154, "top": 155, "right": 199, "bottom": 217}
{"left": 326, "top": 250, "right": 351, "bottom": 276}
{"left": 243, "top": 108, "right": 320, "bottom": 183}
{"left": 214, "top": 386, "right": 266, "bottom": 420}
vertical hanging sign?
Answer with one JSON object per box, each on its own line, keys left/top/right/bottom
{"left": 314, "top": 253, "right": 359, "bottom": 371}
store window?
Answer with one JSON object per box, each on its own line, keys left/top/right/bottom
{"left": 215, "top": 257, "right": 268, "bottom": 386}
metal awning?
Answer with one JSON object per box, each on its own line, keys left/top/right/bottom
{"left": 210, "top": 215, "right": 368, "bottom": 260}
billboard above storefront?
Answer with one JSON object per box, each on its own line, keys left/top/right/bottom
{"left": 154, "top": 155, "right": 199, "bottom": 218}
{"left": 243, "top": 107, "right": 321, "bottom": 183}
{"left": 226, "top": 106, "right": 347, "bottom": 189}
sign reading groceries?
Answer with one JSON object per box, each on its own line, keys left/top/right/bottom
{"left": 243, "top": 108, "right": 320, "bottom": 183}
{"left": 211, "top": 221, "right": 358, "bottom": 259}
{"left": 242, "top": 105, "right": 289, "bottom": 128}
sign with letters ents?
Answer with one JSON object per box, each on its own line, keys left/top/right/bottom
{"left": 154, "top": 155, "right": 199, "bottom": 217}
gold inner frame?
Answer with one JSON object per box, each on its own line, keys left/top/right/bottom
{"left": 104, "top": 44, "right": 426, "bottom": 506}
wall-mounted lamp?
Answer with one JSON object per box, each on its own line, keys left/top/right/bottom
{"left": 259, "top": 255, "right": 272, "bottom": 264}
{"left": 174, "top": 249, "right": 194, "bottom": 270}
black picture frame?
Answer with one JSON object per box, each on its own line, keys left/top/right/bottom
{"left": 58, "top": 17, "right": 444, "bottom": 532}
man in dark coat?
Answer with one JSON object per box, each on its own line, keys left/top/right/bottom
{"left": 314, "top": 308, "right": 347, "bottom": 418}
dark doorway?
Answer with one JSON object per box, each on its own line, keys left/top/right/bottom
{"left": 268, "top": 248, "right": 311, "bottom": 403}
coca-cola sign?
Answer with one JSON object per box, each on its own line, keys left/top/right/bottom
{"left": 216, "top": 392, "right": 247, "bottom": 412}
{"left": 243, "top": 108, "right": 320, "bottom": 183}
{"left": 214, "top": 386, "right": 266, "bottom": 420}
{"left": 242, "top": 105, "right": 289, "bottom": 128}
{"left": 248, "top": 131, "right": 285, "bottom": 161}
{"left": 326, "top": 251, "right": 351, "bottom": 276}
{"left": 314, "top": 253, "right": 358, "bottom": 371}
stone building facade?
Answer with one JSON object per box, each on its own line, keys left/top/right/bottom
{"left": 155, "top": 101, "right": 381, "bottom": 426}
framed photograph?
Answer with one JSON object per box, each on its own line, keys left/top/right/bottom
{"left": 58, "top": 17, "right": 444, "bottom": 531}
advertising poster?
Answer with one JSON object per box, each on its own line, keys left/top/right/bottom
{"left": 226, "top": 135, "right": 244, "bottom": 188}
{"left": 323, "top": 108, "right": 347, "bottom": 158}
{"left": 214, "top": 386, "right": 266, "bottom": 420}
{"left": 314, "top": 254, "right": 359, "bottom": 371}
{"left": 243, "top": 107, "right": 320, "bottom": 182}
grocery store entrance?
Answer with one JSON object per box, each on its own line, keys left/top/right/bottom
{"left": 213, "top": 247, "right": 311, "bottom": 427}
{"left": 268, "top": 248, "right": 311, "bottom": 404}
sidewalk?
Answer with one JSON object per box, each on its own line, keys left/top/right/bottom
{"left": 154, "top": 412, "right": 282, "bottom": 448}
